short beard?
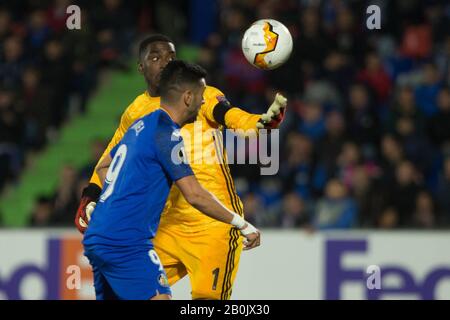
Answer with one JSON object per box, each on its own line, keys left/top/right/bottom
{"left": 184, "top": 114, "right": 197, "bottom": 125}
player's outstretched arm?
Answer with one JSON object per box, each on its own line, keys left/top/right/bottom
{"left": 255, "top": 93, "right": 288, "bottom": 129}
{"left": 176, "top": 175, "right": 261, "bottom": 250}
{"left": 205, "top": 87, "right": 287, "bottom": 133}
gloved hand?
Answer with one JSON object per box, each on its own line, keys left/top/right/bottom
{"left": 74, "top": 183, "right": 101, "bottom": 234}
{"left": 230, "top": 213, "right": 261, "bottom": 251}
{"left": 256, "top": 93, "right": 288, "bottom": 129}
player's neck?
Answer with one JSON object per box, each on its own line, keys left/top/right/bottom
{"left": 147, "top": 86, "right": 159, "bottom": 98}
{"left": 160, "top": 104, "right": 183, "bottom": 126}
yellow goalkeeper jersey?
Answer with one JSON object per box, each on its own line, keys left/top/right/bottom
{"left": 90, "top": 85, "right": 260, "bottom": 230}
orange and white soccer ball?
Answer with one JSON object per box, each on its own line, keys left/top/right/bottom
{"left": 241, "top": 19, "right": 293, "bottom": 70}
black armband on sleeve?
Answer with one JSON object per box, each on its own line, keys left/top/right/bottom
{"left": 212, "top": 101, "right": 232, "bottom": 126}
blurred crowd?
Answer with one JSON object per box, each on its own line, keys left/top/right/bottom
{"left": 1, "top": 0, "right": 449, "bottom": 229}
{"left": 215, "top": 0, "right": 450, "bottom": 230}
{"left": 0, "top": 0, "right": 142, "bottom": 194}
{"left": 29, "top": 138, "right": 106, "bottom": 227}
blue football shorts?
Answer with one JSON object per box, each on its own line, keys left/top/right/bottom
{"left": 84, "top": 245, "right": 171, "bottom": 300}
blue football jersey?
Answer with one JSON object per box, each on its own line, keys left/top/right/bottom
{"left": 83, "top": 109, "right": 193, "bottom": 248}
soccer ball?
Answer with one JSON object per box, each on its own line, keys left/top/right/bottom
{"left": 241, "top": 19, "right": 293, "bottom": 70}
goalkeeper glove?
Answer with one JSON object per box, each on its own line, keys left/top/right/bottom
{"left": 74, "top": 183, "right": 101, "bottom": 234}
{"left": 256, "top": 93, "right": 288, "bottom": 130}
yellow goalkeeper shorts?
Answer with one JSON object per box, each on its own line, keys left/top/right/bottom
{"left": 153, "top": 220, "right": 243, "bottom": 300}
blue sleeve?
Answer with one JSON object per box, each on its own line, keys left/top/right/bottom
{"left": 154, "top": 119, "right": 194, "bottom": 182}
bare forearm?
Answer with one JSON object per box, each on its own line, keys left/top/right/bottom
{"left": 189, "top": 188, "right": 237, "bottom": 225}
{"left": 176, "top": 175, "right": 248, "bottom": 229}
{"left": 95, "top": 154, "right": 112, "bottom": 185}
{"left": 176, "top": 175, "right": 260, "bottom": 249}
{"left": 97, "top": 167, "right": 108, "bottom": 184}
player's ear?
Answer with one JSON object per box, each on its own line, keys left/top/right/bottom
{"left": 183, "top": 90, "right": 193, "bottom": 107}
{"left": 138, "top": 62, "right": 144, "bottom": 74}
